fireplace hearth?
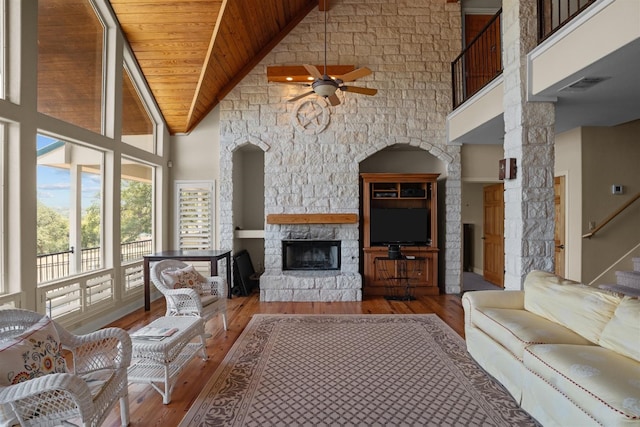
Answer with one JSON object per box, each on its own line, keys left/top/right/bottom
{"left": 282, "top": 240, "right": 341, "bottom": 271}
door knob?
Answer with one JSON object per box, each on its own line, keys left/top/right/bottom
{"left": 556, "top": 244, "right": 565, "bottom": 249}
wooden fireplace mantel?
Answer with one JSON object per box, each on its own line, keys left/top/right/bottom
{"left": 266, "top": 213, "right": 358, "bottom": 224}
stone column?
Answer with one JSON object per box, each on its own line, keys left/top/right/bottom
{"left": 502, "top": 0, "right": 556, "bottom": 289}
{"left": 445, "top": 143, "right": 462, "bottom": 294}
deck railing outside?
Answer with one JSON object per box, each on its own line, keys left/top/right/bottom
{"left": 538, "top": 0, "right": 597, "bottom": 41}
{"left": 37, "top": 239, "right": 152, "bottom": 283}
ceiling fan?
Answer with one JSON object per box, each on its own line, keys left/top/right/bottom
{"left": 287, "top": 5, "right": 377, "bottom": 106}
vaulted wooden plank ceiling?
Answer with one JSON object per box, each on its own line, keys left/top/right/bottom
{"left": 110, "top": 0, "right": 321, "bottom": 135}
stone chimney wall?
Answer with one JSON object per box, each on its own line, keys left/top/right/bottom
{"left": 218, "top": 0, "right": 462, "bottom": 301}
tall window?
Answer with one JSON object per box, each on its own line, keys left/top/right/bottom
{"left": 37, "top": 0, "right": 104, "bottom": 133}
{"left": 122, "top": 67, "right": 155, "bottom": 152}
{"left": 36, "top": 135, "right": 103, "bottom": 283}
{"left": 120, "top": 159, "right": 153, "bottom": 262}
{"left": 121, "top": 159, "right": 153, "bottom": 292}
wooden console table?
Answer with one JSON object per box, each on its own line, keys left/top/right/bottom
{"left": 143, "top": 250, "right": 232, "bottom": 311}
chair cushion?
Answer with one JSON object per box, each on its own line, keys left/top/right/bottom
{"left": 200, "top": 294, "right": 219, "bottom": 306}
{"left": 162, "top": 264, "right": 207, "bottom": 293}
{"left": 80, "top": 368, "right": 114, "bottom": 399}
{"left": 0, "top": 316, "right": 68, "bottom": 386}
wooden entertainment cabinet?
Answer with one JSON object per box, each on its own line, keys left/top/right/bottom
{"left": 361, "top": 173, "right": 439, "bottom": 297}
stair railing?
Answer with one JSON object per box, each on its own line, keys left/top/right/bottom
{"left": 587, "top": 241, "right": 640, "bottom": 286}
{"left": 583, "top": 192, "right": 640, "bottom": 239}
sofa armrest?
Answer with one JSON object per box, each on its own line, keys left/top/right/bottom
{"left": 462, "top": 290, "right": 524, "bottom": 326}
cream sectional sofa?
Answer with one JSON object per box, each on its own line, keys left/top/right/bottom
{"left": 462, "top": 270, "right": 640, "bottom": 426}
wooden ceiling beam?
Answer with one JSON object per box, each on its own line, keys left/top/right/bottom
{"left": 185, "top": 0, "right": 229, "bottom": 133}
{"left": 185, "top": 0, "right": 318, "bottom": 133}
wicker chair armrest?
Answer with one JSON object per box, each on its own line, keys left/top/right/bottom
{"left": 162, "top": 286, "right": 199, "bottom": 298}
{"left": 164, "top": 287, "right": 204, "bottom": 313}
{"left": 204, "top": 276, "right": 227, "bottom": 298}
{"left": 0, "top": 373, "right": 93, "bottom": 423}
{"left": 55, "top": 325, "right": 132, "bottom": 374}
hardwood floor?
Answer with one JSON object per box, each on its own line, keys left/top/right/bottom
{"left": 103, "top": 292, "right": 465, "bottom": 426}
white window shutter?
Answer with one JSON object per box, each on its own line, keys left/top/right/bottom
{"left": 174, "top": 181, "right": 215, "bottom": 250}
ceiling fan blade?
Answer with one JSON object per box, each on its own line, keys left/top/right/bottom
{"left": 341, "top": 86, "right": 378, "bottom": 96}
{"left": 327, "top": 93, "right": 341, "bottom": 106}
{"left": 288, "top": 90, "right": 315, "bottom": 102}
{"left": 303, "top": 64, "right": 323, "bottom": 80}
{"left": 337, "top": 67, "right": 372, "bottom": 82}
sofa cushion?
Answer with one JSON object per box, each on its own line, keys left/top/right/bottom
{"left": 524, "top": 270, "right": 622, "bottom": 343}
{"left": 524, "top": 344, "right": 640, "bottom": 424}
{"left": 599, "top": 296, "right": 640, "bottom": 363}
{"left": 472, "top": 307, "right": 594, "bottom": 361}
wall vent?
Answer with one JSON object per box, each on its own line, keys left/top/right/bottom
{"left": 560, "top": 76, "right": 609, "bottom": 92}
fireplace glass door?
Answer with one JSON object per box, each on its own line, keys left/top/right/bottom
{"left": 282, "top": 240, "right": 341, "bottom": 271}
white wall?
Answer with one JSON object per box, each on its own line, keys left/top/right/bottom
{"left": 170, "top": 107, "right": 221, "bottom": 248}
{"left": 555, "top": 127, "right": 582, "bottom": 281}
{"left": 581, "top": 120, "right": 640, "bottom": 284}
{"left": 360, "top": 148, "right": 446, "bottom": 176}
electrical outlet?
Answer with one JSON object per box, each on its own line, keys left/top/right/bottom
{"left": 589, "top": 221, "right": 596, "bottom": 230}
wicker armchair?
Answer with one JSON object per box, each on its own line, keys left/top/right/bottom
{"left": 150, "top": 259, "right": 228, "bottom": 330}
{"left": 0, "top": 308, "right": 131, "bottom": 427}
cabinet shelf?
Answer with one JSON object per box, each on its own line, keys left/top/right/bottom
{"left": 371, "top": 181, "right": 429, "bottom": 199}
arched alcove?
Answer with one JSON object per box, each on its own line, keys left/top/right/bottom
{"left": 232, "top": 144, "right": 266, "bottom": 274}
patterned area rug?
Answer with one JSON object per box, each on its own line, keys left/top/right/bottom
{"left": 180, "top": 314, "right": 539, "bottom": 426}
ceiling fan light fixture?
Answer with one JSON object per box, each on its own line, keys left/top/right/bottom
{"left": 313, "top": 80, "right": 338, "bottom": 97}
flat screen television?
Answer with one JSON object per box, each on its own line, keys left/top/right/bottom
{"left": 370, "top": 208, "right": 430, "bottom": 246}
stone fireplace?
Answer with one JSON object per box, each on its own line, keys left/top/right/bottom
{"left": 258, "top": 221, "right": 361, "bottom": 302}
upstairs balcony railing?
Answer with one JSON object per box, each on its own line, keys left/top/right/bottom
{"left": 538, "top": 0, "right": 597, "bottom": 41}
{"left": 451, "top": 9, "right": 502, "bottom": 109}
{"left": 37, "top": 239, "right": 152, "bottom": 283}
{"left": 451, "top": 1, "right": 598, "bottom": 110}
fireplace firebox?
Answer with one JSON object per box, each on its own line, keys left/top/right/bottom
{"left": 282, "top": 240, "right": 341, "bottom": 271}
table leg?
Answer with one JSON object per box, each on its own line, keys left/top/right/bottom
{"left": 143, "top": 258, "right": 151, "bottom": 311}
{"left": 210, "top": 257, "right": 217, "bottom": 277}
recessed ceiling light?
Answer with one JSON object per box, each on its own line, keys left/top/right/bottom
{"left": 307, "top": 76, "right": 314, "bottom": 81}
{"left": 286, "top": 77, "right": 293, "bottom": 81}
